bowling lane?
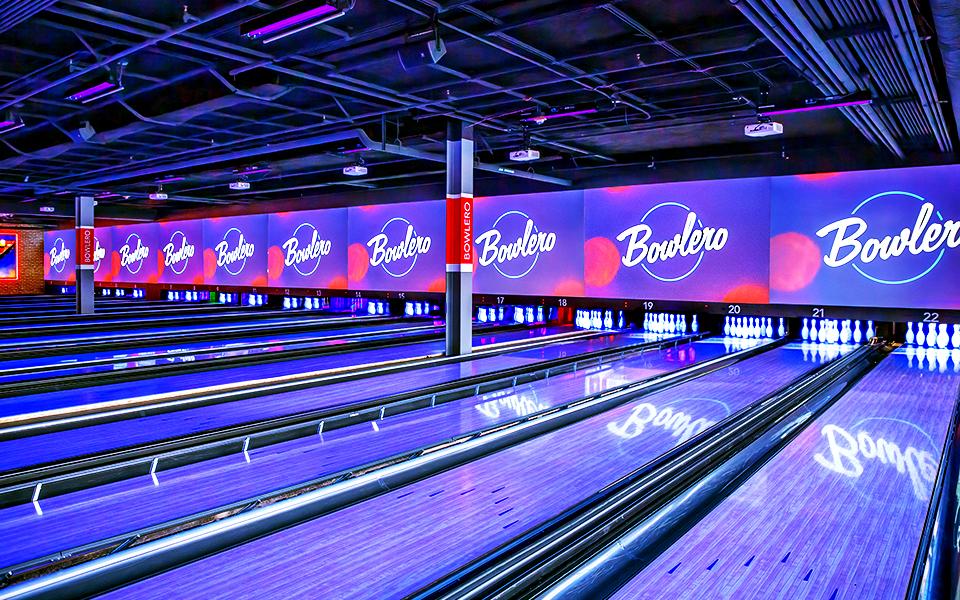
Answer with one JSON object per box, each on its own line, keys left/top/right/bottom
{"left": 103, "top": 342, "right": 843, "bottom": 600}
{"left": 4, "top": 311, "right": 376, "bottom": 348}
{"left": 0, "top": 320, "right": 434, "bottom": 384}
{"left": 609, "top": 348, "right": 960, "bottom": 600}
{"left": 0, "top": 333, "right": 711, "bottom": 570}
{"left": 0, "top": 326, "right": 574, "bottom": 472}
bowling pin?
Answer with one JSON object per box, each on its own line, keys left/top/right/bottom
{"left": 952, "top": 324, "right": 960, "bottom": 349}
{"left": 928, "top": 323, "right": 938, "bottom": 348}
{"left": 692, "top": 315, "right": 699, "bottom": 334}
{"left": 778, "top": 318, "right": 786, "bottom": 338}
{"left": 604, "top": 310, "right": 613, "bottom": 330}
{"left": 866, "top": 320, "right": 875, "bottom": 340}
{"left": 765, "top": 318, "right": 773, "bottom": 338}
{"left": 617, "top": 311, "right": 625, "bottom": 329}
{"left": 917, "top": 323, "right": 926, "bottom": 347}
{"left": 853, "top": 320, "right": 862, "bottom": 344}
{"left": 937, "top": 323, "right": 949, "bottom": 349}
{"left": 905, "top": 322, "right": 915, "bottom": 345}
{"left": 819, "top": 320, "right": 828, "bottom": 344}
{"left": 809, "top": 319, "right": 818, "bottom": 343}
{"left": 724, "top": 317, "right": 731, "bottom": 337}
{"left": 840, "top": 320, "right": 851, "bottom": 344}
{"left": 801, "top": 318, "right": 809, "bottom": 341}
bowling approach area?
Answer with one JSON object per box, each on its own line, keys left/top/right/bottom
{"left": 1, "top": 2, "right": 960, "bottom": 599}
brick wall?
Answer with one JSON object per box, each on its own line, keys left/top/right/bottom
{"left": 0, "top": 227, "right": 44, "bottom": 295}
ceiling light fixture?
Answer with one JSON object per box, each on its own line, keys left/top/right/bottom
{"left": 343, "top": 157, "right": 367, "bottom": 176}
{"left": 66, "top": 62, "right": 127, "bottom": 104}
{"left": 0, "top": 114, "right": 25, "bottom": 134}
{"left": 242, "top": 0, "right": 346, "bottom": 44}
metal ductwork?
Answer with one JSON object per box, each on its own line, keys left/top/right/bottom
{"left": 0, "top": 84, "right": 292, "bottom": 170}
{"left": 931, "top": 0, "right": 960, "bottom": 143}
{"left": 0, "top": 0, "right": 57, "bottom": 33}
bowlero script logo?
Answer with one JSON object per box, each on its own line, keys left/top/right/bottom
{"left": 813, "top": 416, "right": 939, "bottom": 501}
{"left": 163, "top": 230, "right": 195, "bottom": 275}
{"left": 367, "top": 217, "right": 431, "bottom": 278}
{"left": 215, "top": 227, "right": 255, "bottom": 276}
{"left": 816, "top": 191, "right": 960, "bottom": 285}
{"left": 616, "top": 201, "right": 728, "bottom": 282}
{"left": 475, "top": 210, "right": 556, "bottom": 279}
{"left": 283, "top": 222, "right": 332, "bottom": 277}
{"left": 49, "top": 237, "right": 71, "bottom": 274}
{"left": 93, "top": 236, "right": 106, "bottom": 274}
{"left": 119, "top": 232, "right": 149, "bottom": 275}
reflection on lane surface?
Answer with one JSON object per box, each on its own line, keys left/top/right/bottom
{"left": 613, "top": 347, "right": 960, "bottom": 600}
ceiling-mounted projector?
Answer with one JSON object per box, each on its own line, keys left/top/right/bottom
{"left": 343, "top": 164, "right": 368, "bottom": 176}
{"left": 229, "top": 181, "right": 251, "bottom": 190}
{"left": 509, "top": 148, "right": 540, "bottom": 162}
{"left": 744, "top": 121, "right": 783, "bottom": 138}
{"left": 148, "top": 192, "right": 168, "bottom": 200}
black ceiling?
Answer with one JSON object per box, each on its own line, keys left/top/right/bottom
{"left": 0, "top": 0, "right": 957, "bottom": 224}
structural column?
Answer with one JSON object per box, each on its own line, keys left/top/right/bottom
{"left": 445, "top": 120, "right": 474, "bottom": 356}
{"left": 75, "top": 195, "right": 95, "bottom": 314}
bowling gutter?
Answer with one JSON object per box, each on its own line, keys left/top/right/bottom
{"left": 0, "top": 334, "right": 760, "bottom": 598}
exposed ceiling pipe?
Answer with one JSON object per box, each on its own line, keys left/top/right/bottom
{"left": 63, "top": 128, "right": 571, "bottom": 189}
{"left": 0, "top": 0, "right": 261, "bottom": 112}
{"left": 875, "top": 0, "right": 952, "bottom": 152}
{"left": 352, "top": 130, "right": 572, "bottom": 186}
{"left": 729, "top": 0, "right": 904, "bottom": 158}
{"left": 930, "top": 0, "right": 960, "bottom": 144}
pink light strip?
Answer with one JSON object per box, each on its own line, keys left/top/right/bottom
{"left": 762, "top": 99, "right": 872, "bottom": 116}
{"left": 246, "top": 4, "right": 336, "bottom": 37}
{"left": 523, "top": 108, "right": 598, "bottom": 122}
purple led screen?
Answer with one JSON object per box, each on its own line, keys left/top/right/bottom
{"left": 770, "top": 165, "right": 960, "bottom": 309}
{"left": 584, "top": 179, "right": 771, "bottom": 303}
{"left": 202, "top": 215, "right": 268, "bottom": 287}
{"left": 348, "top": 201, "right": 445, "bottom": 293}
{"left": 43, "top": 230, "right": 75, "bottom": 282}
{"left": 111, "top": 223, "right": 159, "bottom": 284}
{"left": 93, "top": 228, "right": 114, "bottom": 283}
{"left": 473, "top": 191, "right": 585, "bottom": 297}
{"left": 268, "top": 209, "right": 348, "bottom": 290}
{"left": 157, "top": 220, "right": 204, "bottom": 285}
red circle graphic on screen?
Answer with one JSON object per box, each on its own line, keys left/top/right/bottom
{"left": 203, "top": 248, "right": 217, "bottom": 279}
{"left": 723, "top": 284, "right": 769, "bottom": 304}
{"left": 771, "top": 232, "right": 820, "bottom": 292}
{"left": 584, "top": 236, "right": 620, "bottom": 288}
{"left": 348, "top": 243, "right": 370, "bottom": 282}
{"left": 268, "top": 245, "right": 284, "bottom": 280}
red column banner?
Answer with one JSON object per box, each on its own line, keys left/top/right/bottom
{"left": 445, "top": 194, "right": 473, "bottom": 269}
{"left": 76, "top": 226, "right": 95, "bottom": 268}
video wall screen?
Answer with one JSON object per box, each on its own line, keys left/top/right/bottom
{"left": 0, "top": 233, "right": 18, "bottom": 280}
{"left": 347, "top": 201, "right": 445, "bottom": 293}
{"left": 202, "top": 215, "right": 269, "bottom": 287}
{"left": 268, "top": 209, "right": 347, "bottom": 290}
{"left": 584, "top": 179, "right": 771, "bottom": 303}
{"left": 43, "top": 163, "right": 960, "bottom": 311}
{"left": 473, "top": 191, "right": 585, "bottom": 297}
{"left": 770, "top": 165, "right": 960, "bottom": 310}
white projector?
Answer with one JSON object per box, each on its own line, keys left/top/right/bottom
{"left": 148, "top": 192, "right": 168, "bottom": 200}
{"left": 343, "top": 165, "right": 368, "bottom": 176}
{"left": 744, "top": 122, "right": 783, "bottom": 138}
{"left": 229, "top": 181, "right": 251, "bottom": 190}
{"left": 509, "top": 148, "right": 540, "bottom": 162}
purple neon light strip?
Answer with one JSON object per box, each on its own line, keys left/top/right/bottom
{"left": 0, "top": 120, "right": 24, "bottom": 133}
{"left": 763, "top": 99, "right": 871, "bottom": 116}
{"left": 239, "top": 167, "right": 271, "bottom": 175}
{"left": 246, "top": 3, "right": 336, "bottom": 37}
{"left": 523, "top": 108, "right": 598, "bottom": 122}
{"left": 67, "top": 81, "right": 118, "bottom": 101}
{"left": 156, "top": 176, "right": 186, "bottom": 183}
